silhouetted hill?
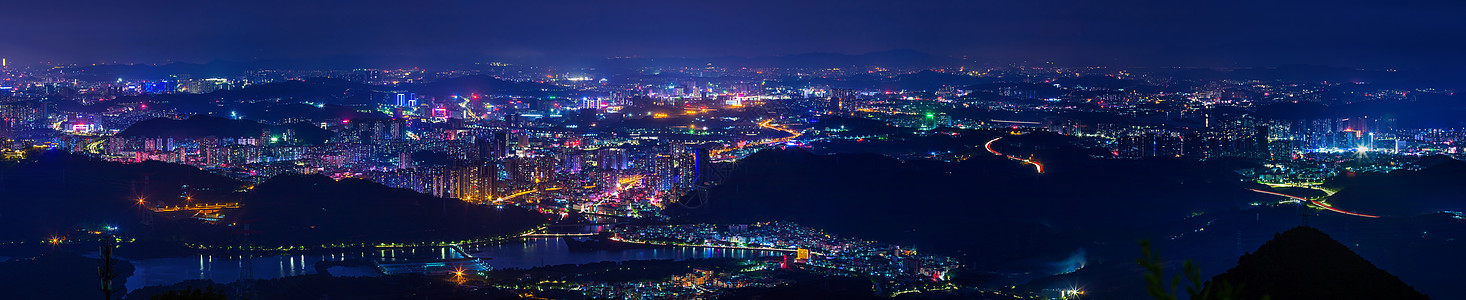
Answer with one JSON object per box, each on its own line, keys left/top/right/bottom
{"left": 1324, "top": 159, "right": 1466, "bottom": 216}
{"left": 408, "top": 75, "right": 575, "bottom": 97}
{"left": 0, "top": 252, "right": 136, "bottom": 299}
{"left": 1204, "top": 226, "right": 1428, "bottom": 300}
{"left": 675, "top": 148, "right": 1267, "bottom": 272}
{"left": 228, "top": 102, "right": 383, "bottom": 124}
{"left": 0, "top": 151, "right": 241, "bottom": 241}
{"left": 117, "top": 115, "right": 334, "bottom": 144}
{"left": 0, "top": 152, "right": 543, "bottom": 247}
{"left": 1021, "top": 202, "right": 1465, "bottom": 300}
{"left": 117, "top": 115, "right": 264, "bottom": 138}
{"left": 182, "top": 174, "right": 547, "bottom": 246}
{"left": 1158, "top": 65, "right": 1464, "bottom": 90}
{"left": 891, "top": 70, "right": 995, "bottom": 91}
{"left": 213, "top": 77, "right": 378, "bottom": 101}
{"left": 124, "top": 78, "right": 382, "bottom": 117}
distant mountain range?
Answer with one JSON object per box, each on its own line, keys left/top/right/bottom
{"left": 60, "top": 50, "right": 965, "bottom": 79}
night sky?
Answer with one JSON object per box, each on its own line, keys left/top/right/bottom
{"left": 4, "top": 0, "right": 1463, "bottom": 67}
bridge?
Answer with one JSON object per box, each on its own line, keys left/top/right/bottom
{"left": 519, "top": 233, "right": 599, "bottom": 237}
{"left": 608, "top": 236, "right": 804, "bottom": 253}
{"left": 489, "top": 186, "right": 568, "bottom": 204}
{"left": 494, "top": 189, "right": 538, "bottom": 203}
{"left": 150, "top": 202, "right": 240, "bottom": 212}
{"left": 711, "top": 119, "right": 803, "bottom": 156}
{"left": 1247, "top": 188, "right": 1379, "bottom": 218}
{"left": 1260, "top": 182, "right": 1337, "bottom": 196}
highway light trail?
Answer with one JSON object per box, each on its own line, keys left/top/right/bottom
{"left": 984, "top": 137, "right": 1003, "bottom": 156}
{"left": 1021, "top": 157, "right": 1044, "bottom": 174}
{"left": 495, "top": 189, "right": 539, "bottom": 203}
{"left": 150, "top": 202, "right": 240, "bottom": 212}
{"left": 985, "top": 137, "right": 1044, "bottom": 174}
{"left": 1247, "top": 188, "right": 1380, "bottom": 218}
{"left": 712, "top": 119, "right": 803, "bottom": 157}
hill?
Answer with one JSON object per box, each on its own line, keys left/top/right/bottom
{"left": 247, "top": 174, "right": 545, "bottom": 245}
{"left": 1204, "top": 226, "right": 1427, "bottom": 300}
{"left": 0, "top": 151, "right": 241, "bottom": 241}
{"left": 1323, "top": 159, "right": 1466, "bottom": 216}
{"left": 673, "top": 148, "right": 1268, "bottom": 273}
{"left": 116, "top": 115, "right": 334, "bottom": 144}
{"left": 160, "top": 173, "right": 547, "bottom": 247}
{"left": 0, "top": 252, "right": 136, "bottom": 299}
{"left": 408, "top": 75, "right": 576, "bottom": 97}
{"left": 0, "top": 152, "right": 544, "bottom": 248}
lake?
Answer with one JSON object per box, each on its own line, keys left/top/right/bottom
{"left": 121, "top": 237, "right": 782, "bottom": 292}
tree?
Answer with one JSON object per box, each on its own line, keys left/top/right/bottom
{"left": 1137, "top": 239, "right": 1250, "bottom": 300}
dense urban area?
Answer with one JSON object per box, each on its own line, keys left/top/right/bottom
{"left": 0, "top": 55, "right": 1461, "bottom": 300}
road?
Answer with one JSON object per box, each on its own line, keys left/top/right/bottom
{"left": 1247, "top": 188, "right": 1380, "bottom": 218}
{"left": 608, "top": 236, "right": 803, "bottom": 253}
{"left": 984, "top": 137, "right": 1044, "bottom": 174}
{"left": 711, "top": 119, "right": 802, "bottom": 157}
{"left": 520, "top": 233, "right": 598, "bottom": 237}
{"left": 493, "top": 189, "right": 539, "bottom": 203}
{"left": 1261, "top": 182, "right": 1337, "bottom": 196}
{"left": 150, "top": 202, "right": 240, "bottom": 212}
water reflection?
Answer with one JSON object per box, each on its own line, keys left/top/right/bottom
{"left": 468, "top": 237, "right": 784, "bottom": 270}
{"left": 120, "top": 238, "right": 779, "bottom": 292}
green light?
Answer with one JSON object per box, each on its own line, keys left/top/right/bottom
{"left": 925, "top": 113, "right": 935, "bottom": 118}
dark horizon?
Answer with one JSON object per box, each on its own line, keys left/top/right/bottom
{"left": 4, "top": 0, "right": 1464, "bottom": 69}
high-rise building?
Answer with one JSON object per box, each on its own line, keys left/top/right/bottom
{"left": 597, "top": 148, "right": 629, "bottom": 170}
{"left": 398, "top": 152, "right": 412, "bottom": 170}
{"left": 451, "top": 160, "right": 498, "bottom": 203}
{"left": 1255, "top": 125, "right": 1271, "bottom": 158}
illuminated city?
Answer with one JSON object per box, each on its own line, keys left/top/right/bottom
{"left": 0, "top": 1, "right": 1463, "bottom": 300}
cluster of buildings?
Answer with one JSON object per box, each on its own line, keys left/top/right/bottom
{"left": 783, "top": 67, "right": 1460, "bottom": 184}
{"left": 0, "top": 59, "right": 1456, "bottom": 225}
{"left": 1, "top": 59, "right": 1463, "bottom": 299}
{"left": 90, "top": 122, "right": 740, "bottom": 218}
{"left": 611, "top": 222, "right": 961, "bottom": 282}
{"left": 573, "top": 266, "right": 789, "bottom": 300}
